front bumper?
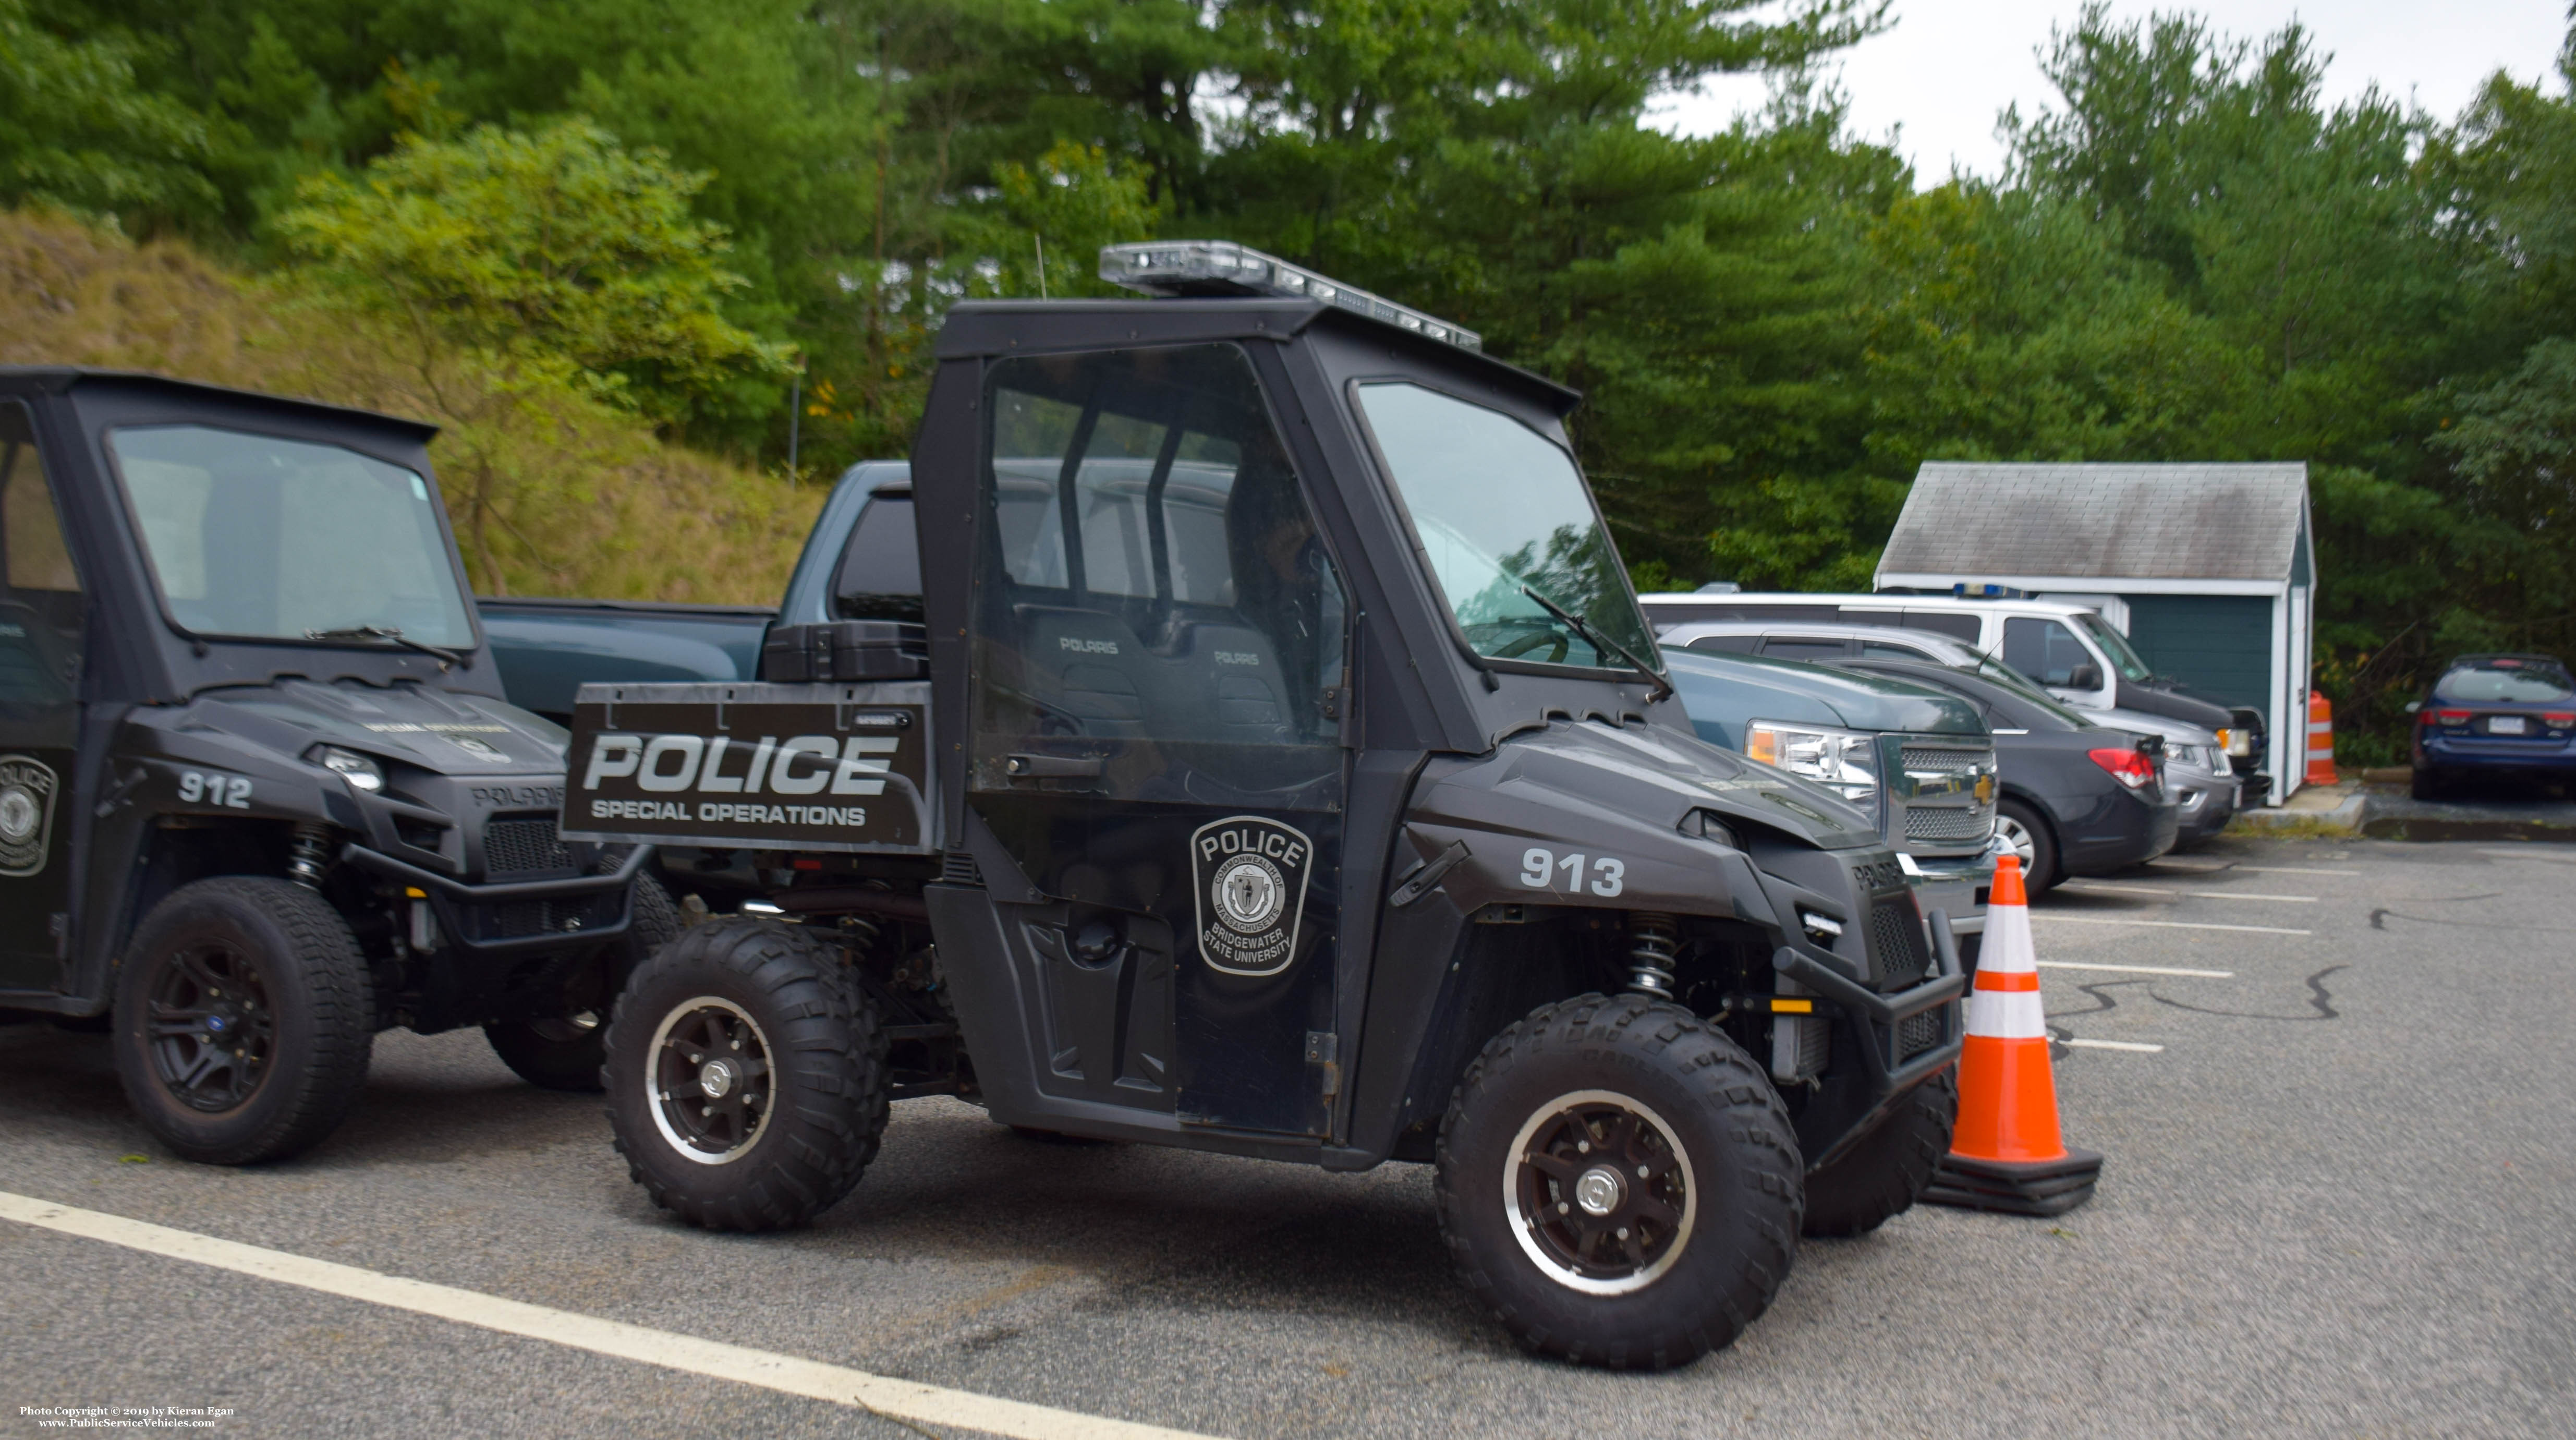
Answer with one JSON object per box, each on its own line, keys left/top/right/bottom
{"left": 2170, "top": 769, "right": 2240, "bottom": 842}
{"left": 339, "top": 841, "right": 658, "bottom": 956}
{"left": 1771, "top": 910, "right": 1969, "bottom": 1170}
{"left": 1901, "top": 838, "right": 2001, "bottom": 936}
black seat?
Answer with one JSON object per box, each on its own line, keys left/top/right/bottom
{"left": 1013, "top": 604, "right": 1159, "bottom": 737}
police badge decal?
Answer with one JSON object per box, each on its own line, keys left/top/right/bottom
{"left": 0, "top": 754, "right": 58, "bottom": 877}
{"left": 1190, "top": 815, "right": 1314, "bottom": 976}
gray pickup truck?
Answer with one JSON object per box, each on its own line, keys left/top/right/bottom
{"left": 478, "top": 460, "right": 918, "bottom": 724}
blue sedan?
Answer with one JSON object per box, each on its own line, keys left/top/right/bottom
{"left": 2410, "top": 653, "right": 2576, "bottom": 799}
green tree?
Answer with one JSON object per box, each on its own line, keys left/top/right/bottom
{"left": 0, "top": 0, "right": 215, "bottom": 225}
{"left": 273, "top": 118, "right": 792, "bottom": 423}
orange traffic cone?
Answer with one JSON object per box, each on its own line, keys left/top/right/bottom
{"left": 2305, "top": 692, "right": 2339, "bottom": 785}
{"left": 1924, "top": 853, "right": 2103, "bottom": 1215}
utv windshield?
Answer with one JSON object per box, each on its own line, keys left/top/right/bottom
{"left": 1355, "top": 382, "right": 1658, "bottom": 673}
{"left": 108, "top": 425, "right": 475, "bottom": 648}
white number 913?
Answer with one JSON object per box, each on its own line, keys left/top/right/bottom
{"left": 1519, "top": 846, "right": 1624, "bottom": 898}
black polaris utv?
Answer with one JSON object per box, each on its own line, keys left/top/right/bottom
{"left": 558, "top": 243, "right": 1963, "bottom": 1369}
{"left": 0, "top": 369, "right": 673, "bottom": 1165}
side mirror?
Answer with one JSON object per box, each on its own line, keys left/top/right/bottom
{"left": 2065, "top": 663, "right": 2103, "bottom": 691}
{"left": 2404, "top": 700, "right": 2422, "bottom": 713}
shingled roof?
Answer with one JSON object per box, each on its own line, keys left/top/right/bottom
{"left": 1877, "top": 462, "right": 2309, "bottom": 582}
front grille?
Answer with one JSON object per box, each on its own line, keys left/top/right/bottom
{"left": 1900, "top": 745, "right": 1990, "bottom": 775}
{"left": 1869, "top": 895, "right": 1933, "bottom": 989}
{"left": 483, "top": 816, "right": 574, "bottom": 876}
{"left": 1898, "top": 1009, "right": 1947, "bottom": 1059}
{"left": 1905, "top": 806, "right": 1994, "bottom": 843}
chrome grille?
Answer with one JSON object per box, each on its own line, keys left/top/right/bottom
{"left": 1900, "top": 745, "right": 1990, "bottom": 775}
{"left": 1869, "top": 895, "right": 1933, "bottom": 989}
{"left": 1905, "top": 806, "right": 1995, "bottom": 843}
{"left": 483, "top": 817, "right": 574, "bottom": 876}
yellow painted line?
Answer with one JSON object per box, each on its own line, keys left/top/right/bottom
{"left": 0, "top": 1191, "right": 1217, "bottom": 1440}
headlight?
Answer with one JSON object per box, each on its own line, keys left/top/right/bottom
{"left": 1744, "top": 721, "right": 1878, "bottom": 803}
{"left": 2216, "top": 727, "right": 2253, "bottom": 758}
{"left": 307, "top": 744, "right": 385, "bottom": 793}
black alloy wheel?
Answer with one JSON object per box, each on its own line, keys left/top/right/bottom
{"left": 1437, "top": 992, "right": 1803, "bottom": 1370}
{"left": 112, "top": 877, "right": 374, "bottom": 1165}
{"left": 647, "top": 999, "right": 775, "bottom": 1163}
{"left": 147, "top": 941, "right": 276, "bottom": 1111}
{"left": 1506, "top": 1093, "right": 1695, "bottom": 1292}
{"left": 604, "top": 917, "right": 889, "bottom": 1230}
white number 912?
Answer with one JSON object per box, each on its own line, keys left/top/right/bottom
{"left": 1520, "top": 846, "right": 1624, "bottom": 898}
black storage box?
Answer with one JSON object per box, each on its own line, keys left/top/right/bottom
{"left": 760, "top": 620, "right": 929, "bottom": 682}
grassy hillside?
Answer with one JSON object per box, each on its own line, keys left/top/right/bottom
{"left": 0, "top": 209, "right": 820, "bottom": 603}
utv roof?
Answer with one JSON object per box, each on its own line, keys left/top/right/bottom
{"left": 933, "top": 298, "right": 1581, "bottom": 411}
{"left": 0, "top": 366, "right": 440, "bottom": 443}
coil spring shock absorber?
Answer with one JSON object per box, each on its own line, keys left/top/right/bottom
{"left": 285, "top": 822, "right": 335, "bottom": 890}
{"left": 1625, "top": 912, "right": 1680, "bottom": 1000}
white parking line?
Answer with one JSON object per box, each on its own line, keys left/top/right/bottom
{"left": 0, "top": 1191, "right": 1214, "bottom": 1440}
{"left": 2237, "top": 866, "right": 2361, "bottom": 876}
{"left": 2059, "top": 882, "right": 2315, "bottom": 903}
{"left": 2480, "top": 848, "right": 2576, "bottom": 865}
{"left": 2063, "top": 1038, "right": 2165, "bottom": 1053}
{"left": 2036, "top": 961, "right": 2233, "bottom": 978}
{"left": 2033, "top": 915, "right": 2313, "bottom": 936}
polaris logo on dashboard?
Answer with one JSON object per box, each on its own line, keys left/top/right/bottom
{"left": 1059, "top": 637, "right": 1120, "bottom": 655}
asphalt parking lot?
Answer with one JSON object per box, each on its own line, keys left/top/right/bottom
{"left": 6, "top": 833, "right": 2573, "bottom": 1439}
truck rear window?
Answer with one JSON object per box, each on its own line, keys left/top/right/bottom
{"left": 832, "top": 495, "right": 923, "bottom": 622}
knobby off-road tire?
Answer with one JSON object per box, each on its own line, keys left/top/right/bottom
{"left": 1800, "top": 1071, "right": 1958, "bottom": 1239}
{"left": 1436, "top": 993, "right": 1804, "bottom": 1370}
{"left": 603, "top": 917, "right": 888, "bottom": 1230}
{"left": 485, "top": 875, "right": 681, "bottom": 1092}
{"left": 112, "top": 877, "right": 375, "bottom": 1165}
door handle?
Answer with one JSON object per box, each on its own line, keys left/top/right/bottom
{"left": 1003, "top": 753, "right": 1105, "bottom": 781}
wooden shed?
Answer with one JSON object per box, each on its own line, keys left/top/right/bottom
{"left": 1875, "top": 461, "right": 2315, "bottom": 803}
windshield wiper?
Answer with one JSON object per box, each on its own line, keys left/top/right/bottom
{"left": 1517, "top": 585, "right": 1671, "bottom": 703}
{"left": 305, "top": 625, "right": 468, "bottom": 669}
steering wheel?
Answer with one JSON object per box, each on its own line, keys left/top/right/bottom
{"left": 1496, "top": 628, "right": 1571, "bottom": 663}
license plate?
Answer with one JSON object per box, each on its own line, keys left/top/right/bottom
{"left": 2490, "top": 716, "right": 2528, "bottom": 735}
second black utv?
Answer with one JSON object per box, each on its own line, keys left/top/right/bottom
{"left": 558, "top": 243, "right": 1963, "bottom": 1369}
{"left": 0, "top": 370, "right": 674, "bottom": 1165}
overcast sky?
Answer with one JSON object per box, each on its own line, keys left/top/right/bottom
{"left": 1646, "top": 0, "right": 2572, "bottom": 181}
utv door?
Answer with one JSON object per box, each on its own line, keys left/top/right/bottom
{"left": 964, "top": 343, "right": 1349, "bottom": 1135}
{"left": 0, "top": 402, "right": 86, "bottom": 990}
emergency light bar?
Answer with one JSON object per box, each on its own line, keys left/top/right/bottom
{"left": 1098, "top": 240, "right": 1483, "bottom": 353}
